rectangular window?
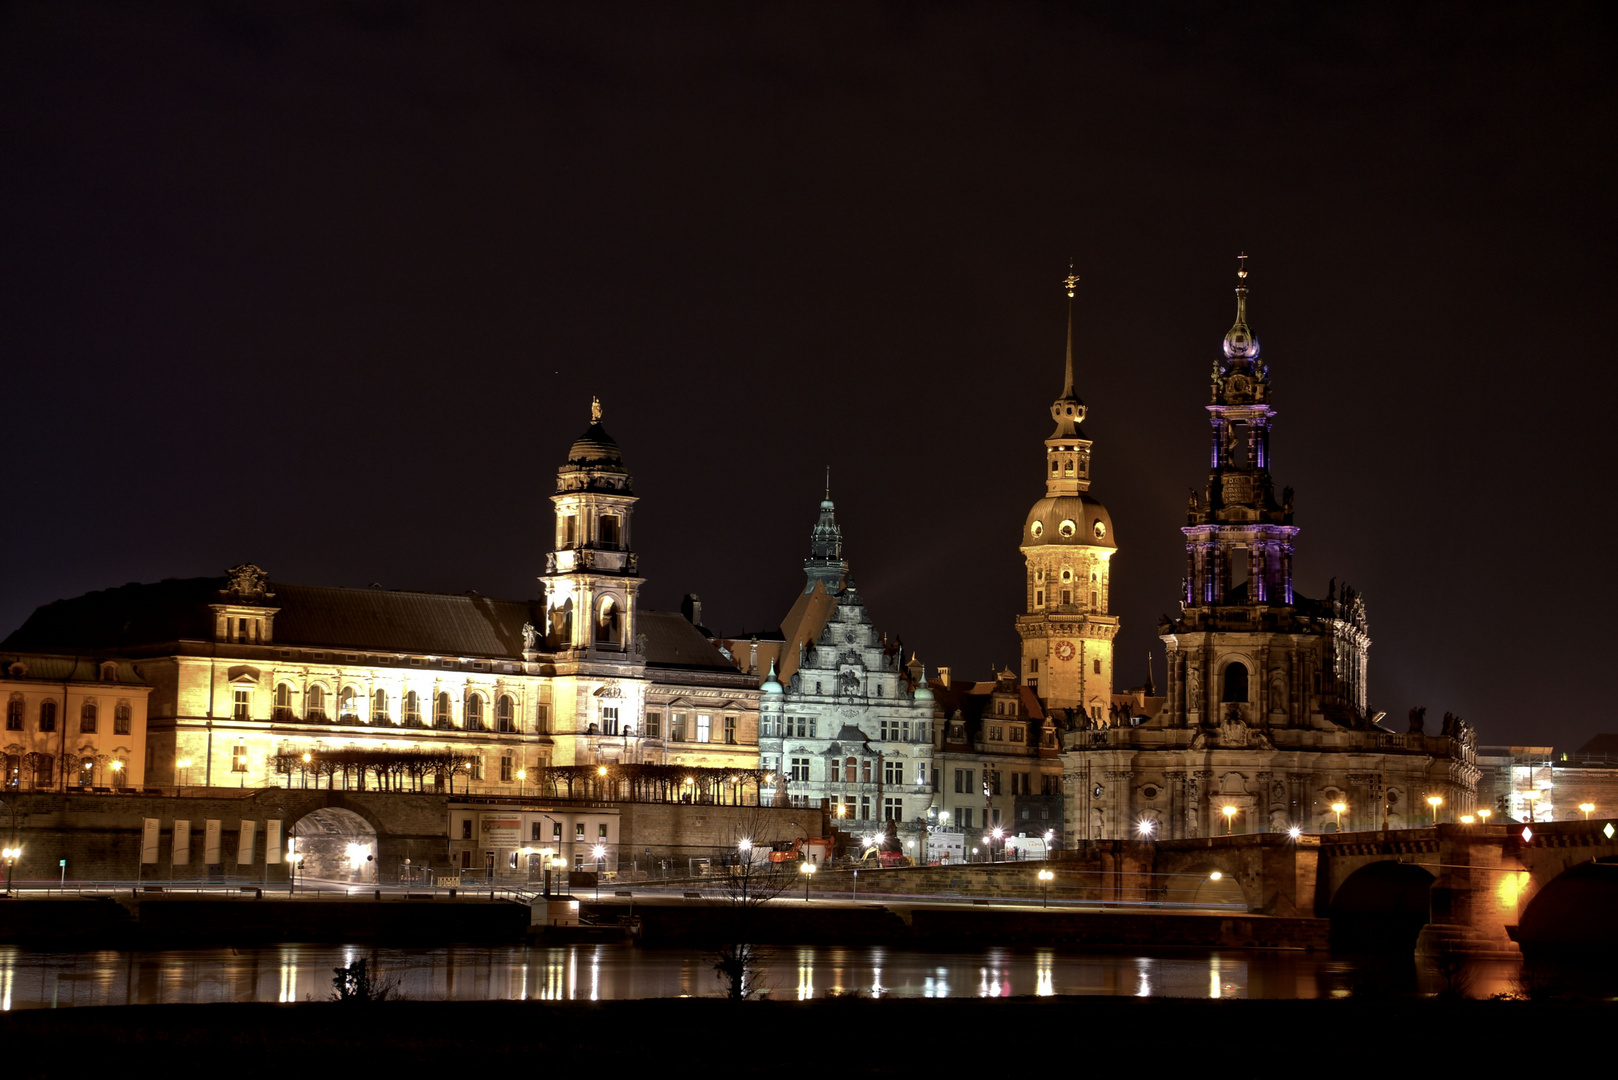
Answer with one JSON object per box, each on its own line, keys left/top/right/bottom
{"left": 564, "top": 516, "right": 577, "bottom": 546}
{"left": 861, "top": 760, "right": 872, "bottom": 783}
{"left": 1010, "top": 726, "right": 1024, "bottom": 743}
{"left": 231, "top": 744, "right": 248, "bottom": 773}
{"left": 884, "top": 797, "right": 903, "bottom": 822}
{"left": 536, "top": 704, "right": 550, "bottom": 734}
{"left": 960, "top": 807, "right": 973, "bottom": 829}
{"left": 883, "top": 760, "right": 902, "bottom": 785}
{"left": 696, "top": 715, "right": 711, "bottom": 743}
{"left": 1035, "top": 590, "right": 1044, "bottom": 607}
{"left": 233, "top": 688, "right": 250, "bottom": 721}
{"left": 553, "top": 822, "right": 562, "bottom": 841}
{"left": 5, "top": 702, "right": 21, "bottom": 731}
{"left": 500, "top": 756, "right": 513, "bottom": 782}
{"left": 575, "top": 823, "right": 585, "bottom": 840}
{"left": 1094, "top": 658, "right": 1102, "bottom": 675}
{"left": 1029, "top": 658, "right": 1039, "bottom": 673}
{"left": 989, "top": 725, "right": 1003, "bottom": 741}
{"left": 791, "top": 757, "right": 809, "bottom": 782}
{"left": 601, "top": 706, "right": 619, "bottom": 736}
{"left": 991, "top": 771, "right": 1002, "bottom": 796}
{"left": 598, "top": 823, "right": 608, "bottom": 839}
{"left": 809, "top": 718, "right": 817, "bottom": 738}
{"left": 901, "top": 721, "right": 911, "bottom": 741}
{"left": 644, "top": 712, "right": 661, "bottom": 739}
{"left": 461, "top": 820, "right": 473, "bottom": 839}
{"left": 917, "top": 763, "right": 928, "bottom": 786}
{"left": 1061, "top": 589, "right": 1071, "bottom": 605}
{"left": 599, "top": 515, "right": 619, "bottom": 549}
{"left": 724, "top": 715, "right": 736, "bottom": 744}
{"left": 671, "top": 713, "right": 687, "bottom": 742}
{"left": 531, "top": 822, "right": 543, "bottom": 842}
{"left": 992, "top": 807, "right": 1002, "bottom": 825}
{"left": 859, "top": 795, "right": 870, "bottom": 820}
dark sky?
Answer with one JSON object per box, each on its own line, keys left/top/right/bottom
{"left": 3, "top": 3, "right": 1614, "bottom": 749}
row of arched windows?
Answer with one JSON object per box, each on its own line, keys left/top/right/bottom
{"left": 269, "top": 684, "right": 522, "bottom": 732}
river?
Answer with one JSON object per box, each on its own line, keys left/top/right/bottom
{"left": 0, "top": 943, "right": 1538, "bottom": 1008}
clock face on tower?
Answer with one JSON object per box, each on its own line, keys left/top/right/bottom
{"left": 1055, "top": 640, "right": 1076, "bottom": 662}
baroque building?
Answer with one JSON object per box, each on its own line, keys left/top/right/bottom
{"left": 1053, "top": 260, "right": 1478, "bottom": 840}
{"left": 0, "top": 401, "right": 760, "bottom": 792}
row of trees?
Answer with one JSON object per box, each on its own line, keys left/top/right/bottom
{"left": 268, "top": 749, "right": 776, "bottom": 804}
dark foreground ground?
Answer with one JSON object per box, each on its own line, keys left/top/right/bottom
{"left": 0, "top": 996, "right": 1596, "bottom": 1075}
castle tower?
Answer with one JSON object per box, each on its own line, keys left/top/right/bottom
{"left": 1016, "top": 269, "right": 1118, "bottom": 720}
{"left": 540, "top": 397, "right": 646, "bottom": 655}
{"left": 1161, "top": 257, "right": 1369, "bottom": 729}
{"left": 803, "top": 472, "right": 848, "bottom": 595}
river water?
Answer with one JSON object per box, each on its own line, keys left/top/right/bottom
{"left": 0, "top": 944, "right": 1534, "bottom": 1008}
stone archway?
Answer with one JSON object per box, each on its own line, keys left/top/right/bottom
{"left": 1515, "top": 857, "right": 1618, "bottom": 959}
{"left": 1329, "top": 861, "right": 1435, "bottom": 951}
{"left": 290, "top": 806, "right": 378, "bottom": 883}
{"left": 1179, "top": 863, "right": 1247, "bottom": 909}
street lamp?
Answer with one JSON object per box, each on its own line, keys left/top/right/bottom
{"left": 109, "top": 760, "right": 124, "bottom": 790}
{"left": 177, "top": 758, "right": 193, "bottom": 788}
{"left": 1, "top": 845, "right": 20, "bottom": 896}
{"left": 1427, "top": 795, "right": 1443, "bottom": 825}
{"left": 1287, "top": 826, "right": 1302, "bottom": 840}
{"left": 1330, "top": 802, "right": 1347, "bottom": 830}
{"left": 300, "top": 752, "right": 312, "bottom": 789}
{"left": 1460, "top": 815, "right": 1475, "bottom": 824}
{"left": 1580, "top": 802, "right": 1596, "bottom": 820}
{"left": 991, "top": 826, "right": 1004, "bottom": 862}
{"left": 1221, "top": 805, "right": 1237, "bottom": 835}
{"left": 1477, "top": 808, "right": 1492, "bottom": 824}
{"left": 1136, "top": 819, "right": 1156, "bottom": 840}
{"left": 799, "top": 859, "right": 815, "bottom": 901}
{"left": 1038, "top": 868, "right": 1054, "bottom": 907}
{"left": 517, "top": 768, "right": 527, "bottom": 797}
{"left": 287, "top": 850, "right": 303, "bottom": 895}
{"left": 592, "top": 843, "right": 606, "bottom": 899}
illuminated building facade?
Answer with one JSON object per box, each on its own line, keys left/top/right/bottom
{"left": 0, "top": 402, "right": 759, "bottom": 791}
{"left": 0, "top": 657, "right": 151, "bottom": 790}
{"left": 1046, "top": 261, "right": 1477, "bottom": 840}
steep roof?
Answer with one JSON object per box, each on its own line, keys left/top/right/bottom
{"left": 4, "top": 576, "right": 738, "bottom": 673}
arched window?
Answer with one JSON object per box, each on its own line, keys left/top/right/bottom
{"left": 465, "top": 694, "right": 485, "bottom": 731}
{"left": 404, "top": 690, "right": 421, "bottom": 727}
{"left": 373, "top": 689, "right": 390, "bottom": 725}
{"left": 5, "top": 697, "right": 22, "bottom": 731}
{"left": 596, "top": 596, "right": 621, "bottom": 645}
{"left": 435, "top": 692, "right": 453, "bottom": 729}
{"left": 496, "top": 695, "right": 516, "bottom": 733}
{"left": 339, "top": 687, "right": 360, "bottom": 723}
{"left": 306, "top": 685, "right": 327, "bottom": 722}
{"left": 1221, "top": 662, "right": 1250, "bottom": 703}
{"left": 31, "top": 754, "right": 53, "bottom": 789}
{"left": 114, "top": 702, "right": 132, "bottom": 735}
{"left": 39, "top": 701, "right": 57, "bottom": 732}
{"left": 80, "top": 701, "right": 97, "bottom": 734}
{"left": 274, "top": 684, "right": 294, "bottom": 721}
{"left": 845, "top": 757, "right": 857, "bottom": 783}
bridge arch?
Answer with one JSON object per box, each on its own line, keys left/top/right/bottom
{"left": 1514, "top": 857, "right": 1618, "bottom": 957}
{"left": 1152, "top": 848, "right": 1259, "bottom": 911}
{"left": 1329, "top": 860, "right": 1434, "bottom": 951}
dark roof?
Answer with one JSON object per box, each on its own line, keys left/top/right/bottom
{"left": 639, "top": 611, "right": 742, "bottom": 672}
{"left": 270, "top": 584, "right": 533, "bottom": 656}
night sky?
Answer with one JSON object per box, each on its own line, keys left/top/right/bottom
{"left": 3, "top": 4, "right": 1614, "bottom": 749}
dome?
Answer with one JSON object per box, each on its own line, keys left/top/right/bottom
{"left": 1022, "top": 494, "right": 1116, "bottom": 550}
{"left": 567, "top": 423, "right": 625, "bottom": 466}
{"left": 761, "top": 659, "right": 783, "bottom": 695}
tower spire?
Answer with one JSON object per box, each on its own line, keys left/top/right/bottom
{"left": 1062, "top": 264, "right": 1079, "bottom": 397}
{"left": 1223, "top": 253, "right": 1259, "bottom": 360}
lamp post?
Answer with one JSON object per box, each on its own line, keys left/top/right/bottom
{"left": 287, "top": 850, "right": 303, "bottom": 895}
{"left": 1221, "top": 805, "right": 1237, "bottom": 835}
{"left": 592, "top": 844, "right": 606, "bottom": 899}
{"left": 109, "top": 760, "right": 124, "bottom": 790}
{"left": 2, "top": 845, "right": 20, "bottom": 896}
{"left": 1427, "top": 795, "right": 1443, "bottom": 825}
{"left": 1331, "top": 802, "right": 1347, "bottom": 830}
{"left": 177, "top": 758, "right": 193, "bottom": 789}
{"left": 991, "top": 826, "right": 1004, "bottom": 863}
{"left": 1580, "top": 802, "right": 1596, "bottom": 821}
{"left": 799, "top": 859, "right": 816, "bottom": 901}
{"left": 517, "top": 768, "right": 527, "bottom": 798}
{"left": 301, "top": 752, "right": 311, "bottom": 790}
{"left": 1037, "top": 868, "right": 1053, "bottom": 907}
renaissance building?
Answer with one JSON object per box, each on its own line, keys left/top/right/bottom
{"left": 1, "top": 401, "right": 760, "bottom": 793}
{"left": 1047, "top": 261, "right": 1477, "bottom": 840}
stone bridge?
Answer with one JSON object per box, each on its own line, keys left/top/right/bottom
{"left": 1141, "top": 820, "right": 1618, "bottom": 957}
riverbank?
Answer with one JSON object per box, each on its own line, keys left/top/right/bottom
{"left": 0, "top": 997, "right": 1588, "bottom": 1075}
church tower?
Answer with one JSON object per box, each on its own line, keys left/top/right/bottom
{"left": 540, "top": 397, "right": 645, "bottom": 657}
{"left": 1016, "top": 270, "right": 1118, "bottom": 720}
{"left": 803, "top": 473, "right": 848, "bottom": 596}
{"left": 1161, "top": 257, "right": 1369, "bottom": 729}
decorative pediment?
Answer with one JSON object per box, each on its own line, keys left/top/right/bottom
{"left": 221, "top": 564, "right": 274, "bottom": 603}
{"left": 227, "top": 666, "right": 261, "bottom": 685}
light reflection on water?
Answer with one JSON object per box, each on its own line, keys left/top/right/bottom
{"left": 0, "top": 943, "right": 1534, "bottom": 1009}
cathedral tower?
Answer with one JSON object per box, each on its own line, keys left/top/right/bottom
{"left": 1161, "top": 257, "right": 1369, "bottom": 728}
{"left": 541, "top": 397, "right": 645, "bottom": 656}
{"left": 1016, "top": 270, "right": 1118, "bottom": 719}
{"left": 803, "top": 473, "right": 848, "bottom": 595}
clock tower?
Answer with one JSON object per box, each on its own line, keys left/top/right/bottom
{"left": 1015, "top": 270, "right": 1118, "bottom": 720}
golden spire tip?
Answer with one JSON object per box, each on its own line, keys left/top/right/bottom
{"left": 1063, "top": 262, "right": 1079, "bottom": 299}
{"left": 1236, "top": 252, "right": 1248, "bottom": 281}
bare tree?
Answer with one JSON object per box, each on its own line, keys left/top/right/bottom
{"left": 708, "top": 808, "right": 798, "bottom": 999}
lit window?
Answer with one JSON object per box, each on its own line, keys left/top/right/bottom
{"left": 696, "top": 714, "right": 711, "bottom": 743}
{"left": 232, "top": 689, "right": 250, "bottom": 721}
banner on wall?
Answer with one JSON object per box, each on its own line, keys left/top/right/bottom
{"left": 140, "top": 818, "right": 160, "bottom": 864}
{"left": 203, "top": 819, "right": 222, "bottom": 864}
{"left": 172, "top": 820, "right": 190, "bottom": 865}
{"left": 237, "top": 820, "right": 255, "bottom": 865}
{"left": 265, "top": 819, "right": 282, "bottom": 864}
